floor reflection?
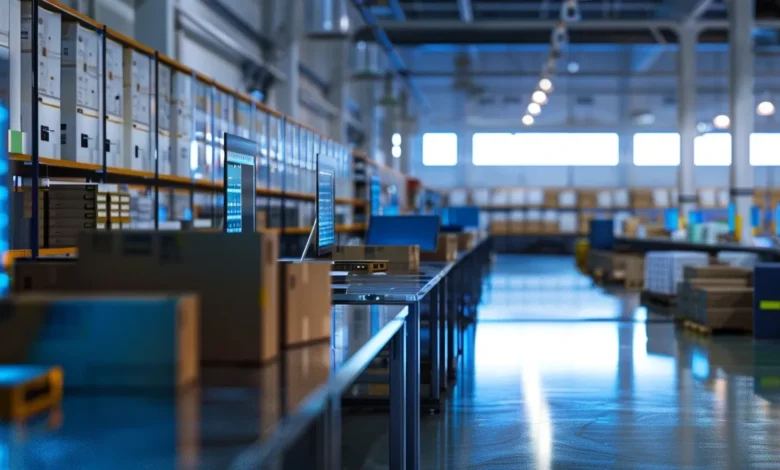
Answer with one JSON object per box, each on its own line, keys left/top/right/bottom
{"left": 414, "top": 255, "right": 780, "bottom": 469}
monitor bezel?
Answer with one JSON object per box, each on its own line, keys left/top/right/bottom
{"left": 223, "top": 132, "right": 258, "bottom": 234}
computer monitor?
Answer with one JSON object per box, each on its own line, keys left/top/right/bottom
{"left": 366, "top": 215, "right": 440, "bottom": 251}
{"left": 316, "top": 166, "right": 335, "bottom": 256}
{"left": 223, "top": 133, "right": 257, "bottom": 233}
{"left": 370, "top": 176, "right": 381, "bottom": 216}
{"left": 442, "top": 206, "right": 480, "bottom": 228}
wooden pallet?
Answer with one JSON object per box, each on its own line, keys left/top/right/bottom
{"left": 0, "top": 366, "right": 63, "bottom": 421}
{"left": 641, "top": 290, "right": 677, "bottom": 307}
{"left": 682, "top": 320, "right": 752, "bottom": 336}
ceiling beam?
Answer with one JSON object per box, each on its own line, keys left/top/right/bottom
{"left": 686, "top": 0, "right": 716, "bottom": 22}
{"left": 387, "top": 0, "right": 406, "bottom": 20}
{"left": 457, "top": 0, "right": 474, "bottom": 22}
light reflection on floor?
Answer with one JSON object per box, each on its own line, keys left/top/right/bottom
{"left": 414, "top": 255, "right": 780, "bottom": 469}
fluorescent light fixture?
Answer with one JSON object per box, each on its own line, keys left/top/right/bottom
{"left": 392, "top": 133, "right": 402, "bottom": 146}
{"left": 539, "top": 78, "right": 553, "bottom": 92}
{"left": 757, "top": 101, "right": 776, "bottom": 117}
{"left": 532, "top": 91, "right": 548, "bottom": 105}
{"left": 527, "top": 102, "right": 542, "bottom": 116}
{"left": 522, "top": 115, "right": 535, "bottom": 126}
{"left": 712, "top": 114, "right": 730, "bottom": 129}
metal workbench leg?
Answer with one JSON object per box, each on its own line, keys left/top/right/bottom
{"left": 447, "top": 272, "right": 458, "bottom": 381}
{"left": 328, "top": 395, "right": 342, "bottom": 469}
{"left": 428, "top": 287, "right": 440, "bottom": 402}
{"left": 440, "top": 276, "right": 448, "bottom": 390}
{"left": 390, "top": 322, "right": 407, "bottom": 470}
{"left": 406, "top": 301, "right": 420, "bottom": 470}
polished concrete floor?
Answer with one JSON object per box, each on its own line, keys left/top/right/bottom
{"left": 359, "top": 254, "right": 780, "bottom": 469}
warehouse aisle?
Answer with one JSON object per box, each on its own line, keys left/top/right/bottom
{"left": 408, "top": 255, "right": 780, "bottom": 469}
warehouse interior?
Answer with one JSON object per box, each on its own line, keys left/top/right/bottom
{"left": 4, "top": 0, "right": 780, "bottom": 468}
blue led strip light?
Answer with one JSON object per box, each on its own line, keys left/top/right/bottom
{"left": 0, "top": 101, "right": 10, "bottom": 293}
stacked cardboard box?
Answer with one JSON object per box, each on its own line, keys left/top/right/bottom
{"left": 0, "top": 293, "right": 199, "bottom": 390}
{"left": 281, "top": 263, "right": 331, "bottom": 347}
{"left": 578, "top": 190, "right": 597, "bottom": 209}
{"left": 334, "top": 245, "right": 420, "bottom": 274}
{"left": 676, "top": 265, "right": 753, "bottom": 322}
{"left": 689, "top": 286, "right": 753, "bottom": 332}
{"left": 632, "top": 189, "right": 654, "bottom": 210}
{"left": 421, "top": 234, "right": 458, "bottom": 262}
{"left": 74, "top": 231, "right": 280, "bottom": 365}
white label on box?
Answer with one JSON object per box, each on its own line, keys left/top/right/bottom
{"left": 559, "top": 190, "right": 576, "bottom": 207}
{"left": 597, "top": 190, "right": 613, "bottom": 208}
{"left": 653, "top": 189, "right": 670, "bottom": 207}
{"left": 699, "top": 188, "right": 716, "bottom": 207}
{"left": 527, "top": 189, "right": 543, "bottom": 206}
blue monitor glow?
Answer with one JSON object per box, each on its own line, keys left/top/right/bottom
{"left": 370, "top": 176, "right": 381, "bottom": 216}
{"left": 752, "top": 206, "right": 761, "bottom": 228}
{"left": 664, "top": 208, "right": 679, "bottom": 232}
{"left": 316, "top": 168, "right": 335, "bottom": 256}
{"left": 223, "top": 133, "right": 257, "bottom": 233}
{"left": 366, "top": 215, "right": 440, "bottom": 251}
{"left": 443, "top": 206, "right": 480, "bottom": 228}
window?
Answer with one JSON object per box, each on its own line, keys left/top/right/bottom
{"left": 422, "top": 133, "right": 458, "bottom": 166}
{"left": 750, "top": 133, "right": 780, "bottom": 166}
{"left": 694, "top": 133, "right": 731, "bottom": 166}
{"left": 472, "top": 133, "right": 619, "bottom": 166}
{"left": 633, "top": 133, "right": 680, "bottom": 166}
{"left": 472, "top": 133, "right": 516, "bottom": 166}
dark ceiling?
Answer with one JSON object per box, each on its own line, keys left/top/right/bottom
{"left": 354, "top": 0, "right": 780, "bottom": 44}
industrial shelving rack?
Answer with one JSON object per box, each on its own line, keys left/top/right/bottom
{"left": 7, "top": 0, "right": 428, "bottom": 265}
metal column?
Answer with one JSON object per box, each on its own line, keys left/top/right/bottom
{"left": 678, "top": 26, "right": 698, "bottom": 221}
{"left": 134, "top": 0, "right": 176, "bottom": 57}
{"left": 279, "top": 0, "right": 302, "bottom": 120}
{"left": 728, "top": 0, "right": 755, "bottom": 245}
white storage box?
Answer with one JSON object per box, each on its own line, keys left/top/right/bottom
{"left": 558, "top": 190, "right": 577, "bottom": 207}
{"left": 717, "top": 251, "right": 758, "bottom": 269}
{"left": 643, "top": 251, "right": 709, "bottom": 295}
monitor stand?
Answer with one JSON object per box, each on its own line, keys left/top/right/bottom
{"left": 300, "top": 220, "right": 317, "bottom": 262}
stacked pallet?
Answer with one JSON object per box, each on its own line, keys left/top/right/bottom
{"left": 587, "top": 250, "right": 645, "bottom": 289}
{"left": 676, "top": 265, "right": 754, "bottom": 333}
{"left": 643, "top": 251, "right": 709, "bottom": 303}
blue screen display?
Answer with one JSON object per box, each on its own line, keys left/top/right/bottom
{"left": 366, "top": 215, "right": 440, "bottom": 251}
{"left": 442, "top": 206, "right": 480, "bottom": 228}
{"left": 317, "top": 169, "right": 335, "bottom": 255}
{"left": 370, "top": 176, "right": 381, "bottom": 216}
{"left": 224, "top": 133, "right": 257, "bottom": 233}
{"left": 664, "top": 208, "right": 679, "bottom": 231}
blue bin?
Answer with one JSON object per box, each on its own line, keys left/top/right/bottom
{"left": 753, "top": 263, "right": 780, "bottom": 340}
{"left": 589, "top": 219, "right": 614, "bottom": 251}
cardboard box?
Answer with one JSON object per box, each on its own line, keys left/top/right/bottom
{"left": 578, "top": 190, "right": 597, "bottom": 209}
{"left": 334, "top": 245, "right": 420, "bottom": 274}
{"left": 0, "top": 294, "right": 199, "bottom": 390}
{"left": 421, "top": 234, "right": 458, "bottom": 263}
{"left": 456, "top": 232, "right": 475, "bottom": 251}
{"left": 631, "top": 190, "right": 654, "bottom": 210}
{"left": 282, "top": 263, "right": 331, "bottom": 347}
{"left": 74, "top": 231, "right": 279, "bottom": 365}
{"left": 13, "top": 260, "right": 80, "bottom": 293}
{"left": 543, "top": 189, "right": 559, "bottom": 208}
{"left": 683, "top": 265, "right": 753, "bottom": 284}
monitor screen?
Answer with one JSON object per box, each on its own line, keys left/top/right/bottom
{"left": 366, "top": 215, "right": 440, "bottom": 251}
{"left": 317, "top": 168, "right": 335, "bottom": 256}
{"left": 442, "top": 206, "right": 480, "bottom": 228}
{"left": 223, "top": 133, "right": 257, "bottom": 233}
{"left": 370, "top": 176, "right": 381, "bottom": 216}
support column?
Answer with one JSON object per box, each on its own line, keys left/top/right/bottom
{"left": 134, "top": 0, "right": 176, "bottom": 57}
{"left": 328, "top": 40, "right": 349, "bottom": 142}
{"left": 278, "top": 0, "right": 303, "bottom": 119}
{"left": 678, "top": 25, "right": 698, "bottom": 224}
{"left": 728, "top": 0, "right": 755, "bottom": 245}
